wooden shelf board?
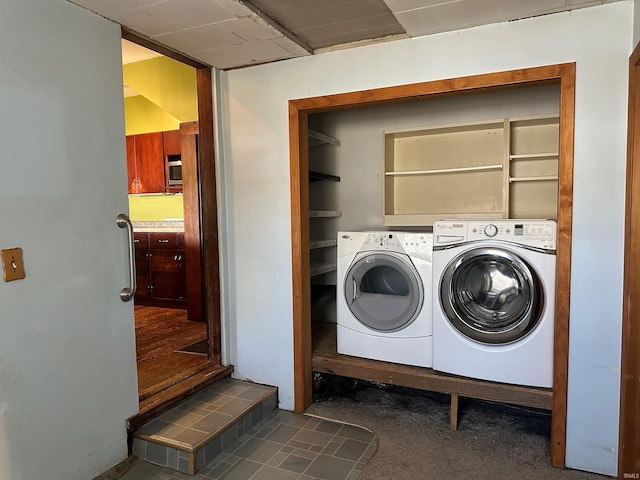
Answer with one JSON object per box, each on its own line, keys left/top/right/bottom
{"left": 310, "top": 210, "right": 342, "bottom": 218}
{"left": 310, "top": 262, "right": 337, "bottom": 277}
{"left": 310, "top": 171, "right": 340, "bottom": 182}
{"left": 311, "top": 321, "right": 552, "bottom": 411}
{"left": 310, "top": 239, "right": 338, "bottom": 249}
{"left": 308, "top": 129, "right": 341, "bottom": 147}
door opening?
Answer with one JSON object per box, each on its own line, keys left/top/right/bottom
{"left": 121, "top": 30, "right": 226, "bottom": 419}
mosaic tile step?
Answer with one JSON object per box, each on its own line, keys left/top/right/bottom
{"left": 132, "top": 378, "right": 278, "bottom": 475}
{"left": 121, "top": 408, "right": 378, "bottom": 480}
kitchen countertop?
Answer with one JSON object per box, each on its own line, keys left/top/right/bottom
{"left": 132, "top": 220, "right": 184, "bottom": 232}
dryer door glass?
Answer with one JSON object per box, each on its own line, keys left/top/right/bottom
{"left": 344, "top": 252, "right": 423, "bottom": 332}
{"left": 440, "top": 247, "right": 544, "bottom": 344}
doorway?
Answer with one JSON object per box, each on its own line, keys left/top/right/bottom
{"left": 289, "top": 63, "right": 575, "bottom": 468}
{"left": 121, "top": 29, "right": 227, "bottom": 418}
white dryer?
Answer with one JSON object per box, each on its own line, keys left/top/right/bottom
{"left": 432, "top": 220, "right": 556, "bottom": 388}
{"left": 336, "top": 231, "right": 433, "bottom": 367}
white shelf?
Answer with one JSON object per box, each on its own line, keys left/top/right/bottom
{"left": 385, "top": 164, "right": 502, "bottom": 177}
{"left": 309, "top": 210, "right": 342, "bottom": 218}
{"left": 509, "top": 176, "right": 559, "bottom": 183}
{"left": 310, "top": 239, "right": 338, "bottom": 249}
{"left": 308, "top": 129, "right": 341, "bottom": 147}
{"left": 510, "top": 152, "right": 558, "bottom": 160}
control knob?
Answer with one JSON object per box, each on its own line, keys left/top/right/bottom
{"left": 484, "top": 224, "right": 498, "bottom": 237}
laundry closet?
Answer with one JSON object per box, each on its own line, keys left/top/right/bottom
{"left": 306, "top": 83, "right": 561, "bottom": 423}
{"left": 308, "top": 84, "right": 559, "bottom": 316}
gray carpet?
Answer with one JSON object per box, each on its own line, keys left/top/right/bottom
{"left": 306, "top": 376, "right": 611, "bottom": 480}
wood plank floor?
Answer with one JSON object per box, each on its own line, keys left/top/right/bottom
{"left": 135, "top": 305, "right": 209, "bottom": 401}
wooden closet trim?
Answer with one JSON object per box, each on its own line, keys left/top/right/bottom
{"left": 619, "top": 42, "right": 640, "bottom": 476}
{"left": 289, "top": 63, "right": 575, "bottom": 468}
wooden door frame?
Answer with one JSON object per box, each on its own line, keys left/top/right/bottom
{"left": 289, "top": 63, "right": 576, "bottom": 468}
{"left": 619, "top": 41, "right": 640, "bottom": 476}
{"left": 121, "top": 29, "right": 221, "bottom": 364}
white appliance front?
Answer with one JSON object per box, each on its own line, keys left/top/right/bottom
{"left": 432, "top": 220, "right": 556, "bottom": 387}
{"left": 336, "top": 231, "right": 433, "bottom": 367}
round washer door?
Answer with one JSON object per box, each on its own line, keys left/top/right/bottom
{"left": 344, "top": 252, "right": 423, "bottom": 332}
{"left": 440, "top": 247, "right": 544, "bottom": 344}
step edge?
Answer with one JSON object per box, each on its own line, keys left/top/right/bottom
{"left": 133, "top": 385, "right": 278, "bottom": 454}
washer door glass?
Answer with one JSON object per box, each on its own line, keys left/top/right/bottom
{"left": 344, "top": 252, "right": 423, "bottom": 332}
{"left": 440, "top": 247, "right": 544, "bottom": 344}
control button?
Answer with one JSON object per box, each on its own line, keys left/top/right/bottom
{"left": 484, "top": 224, "right": 498, "bottom": 237}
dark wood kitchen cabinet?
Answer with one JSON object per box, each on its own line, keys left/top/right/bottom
{"left": 126, "top": 130, "right": 183, "bottom": 194}
{"left": 162, "top": 130, "right": 181, "bottom": 155}
{"left": 126, "top": 132, "right": 165, "bottom": 194}
{"left": 134, "top": 231, "right": 187, "bottom": 308}
{"left": 133, "top": 232, "right": 151, "bottom": 301}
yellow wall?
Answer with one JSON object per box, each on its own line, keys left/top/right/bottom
{"left": 123, "top": 56, "right": 197, "bottom": 135}
{"left": 128, "top": 194, "right": 184, "bottom": 221}
{"left": 125, "top": 96, "right": 180, "bottom": 134}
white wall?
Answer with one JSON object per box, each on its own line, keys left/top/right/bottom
{"left": 220, "top": 2, "right": 632, "bottom": 476}
{"left": 634, "top": 0, "right": 640, "bottom": 46}
{"left": 0, "top": 1, "right": 139, "bottom": 479}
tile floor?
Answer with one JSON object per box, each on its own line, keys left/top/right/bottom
{"left": 123, "top": 409, "right": 378, "bottom": 480}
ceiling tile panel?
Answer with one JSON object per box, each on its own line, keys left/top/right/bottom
{"left": 108, "top": 0, "right": 164, "bottom": 11}
{"left": 393, "top": 0, "right": 568, "bottom": 37}
{"left": 196, "top": 39, "right": 304, "bottom": 69}
{"left": 309, "top": 24, "right": 407, "bottom": 49}
{"left": 113, "top": 5, "right": 192, "bottom": 36}
{"left": 304, "top": 23, "right": 404, "bottom": 49}
{"left": 296, "top": 13, "right": 403, "bottom": 37}
{"left": 154, "top": 21, "right": 244, "bottom": 51}
{"left": 383, "top": 0, "right": 461, "bottom": 11}
{"left": 272, "top": 36, "right": 314, "bottom": 56}
{"left": 259, "top": 0, "right": 396, "bottom": 29}
{"left": 246, "top": 0, "right": 404, "bottom": 49}
{"left": 569, "top": 0, "right": 601, "bottom": 5}
{"left": 214, "top": 0, "right": 258, "bottom": 17}
{"left": 155, "top": 0, "right": 239, "bottom": 27}
{"left": 67, "top": 0, "right": 131, "bottom": 17}
{"left": 221, "top": 16, "right": 281, "bottom": 42}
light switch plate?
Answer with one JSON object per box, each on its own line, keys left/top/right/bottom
{"left": 1, "top": 247, "right": 26, "bottom": 282}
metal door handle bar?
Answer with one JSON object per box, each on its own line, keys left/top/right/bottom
{"left": 116, "top": 213, "right": 137, "bottom": 302}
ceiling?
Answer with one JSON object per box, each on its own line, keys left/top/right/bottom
{"left": 70, "top": 0, "right": 623, "bottom": 70}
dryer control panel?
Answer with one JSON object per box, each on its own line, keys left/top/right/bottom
{"left": 361, "top": 232, "right": 433, "bottom": 261}
{"left": 433, "top": 220, "right": 556, "bottom": 250}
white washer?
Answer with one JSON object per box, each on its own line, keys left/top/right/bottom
{"left": 336, "top": 231, "right": 433, "bottom": 367}
{"left": 432, "top": 219, "right": 556, "bottom": 388}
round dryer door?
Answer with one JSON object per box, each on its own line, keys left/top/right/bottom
{"left": 344, "top": 252, "right": 423, "bottom": 332}
{"left": 440, "top": 247, "right": 544, "bottom": 344}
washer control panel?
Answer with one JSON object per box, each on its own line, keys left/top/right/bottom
{"left": 433, "top": 220, "right": 556, "bottom": 249}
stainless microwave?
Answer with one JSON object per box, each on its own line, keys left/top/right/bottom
{"left": 167, "top": 157, "right": 182, "bottom": 186}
